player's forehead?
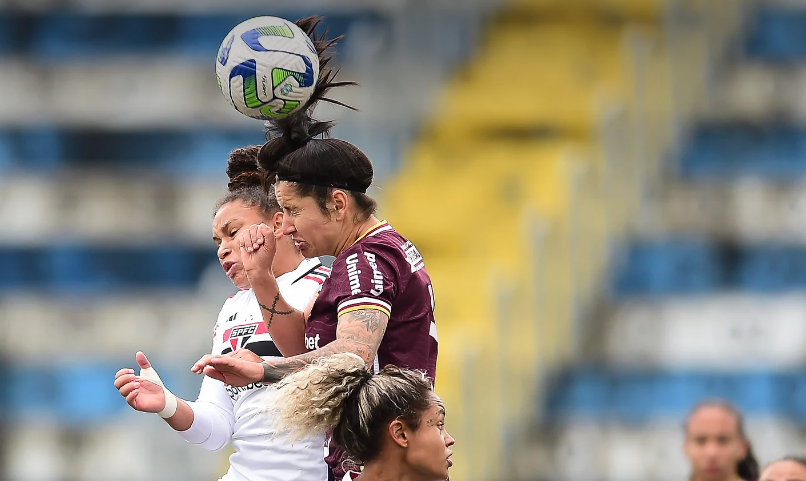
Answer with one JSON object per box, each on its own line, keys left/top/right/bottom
{"left": 276, "top": 182, "right": 315, "bottom": 207}
{"left": 212, "top": 201, "right": 261, "bottom": 231}
{"left": 761, "top": 460, "right": 806, "bottom": 481}
{"left": 426, "top": 392, "right": 445, "bottom": 416}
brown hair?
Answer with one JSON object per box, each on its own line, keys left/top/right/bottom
{"left": 272, "top": 353, "right": 434, "bottom": 463}
{"left": 256, "top": 15, "right": 377, "bottom": 219}
{"left": 685, "top": 400, "right": 759, "bottom": 480}
{"left": 214, "top": 145, "right": 279, "bottom": 217}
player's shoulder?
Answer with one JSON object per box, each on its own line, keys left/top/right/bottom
{"left": 286, "top": 256, "right": 331, "bottom": 286}
{"left": 219, "top": 288, "right": 253, "bottom": 313}
{"left": 343, "top": 222, "right": 408, "bottom": 259}
{"left": 352, "top": 222, "right": 425, "bottom": 273}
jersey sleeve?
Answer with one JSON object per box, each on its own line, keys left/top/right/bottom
{"left": 332, "top": 245, "right": 399, "bottom": 318}
{"left": 179, "top": 376, "right": 236, "bottom": 451}
{"left": 176, "top": 301, "right": 236, "bottom": 450}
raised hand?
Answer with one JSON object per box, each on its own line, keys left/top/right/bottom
{"left": 237, "top": 223, "right": 276, "bottom": 280}
{"left": 113, "top": 352, "right": 166, "bottom": 413}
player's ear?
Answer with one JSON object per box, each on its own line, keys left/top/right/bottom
{"left": 331, "top": 190, "right": 349, "bottom": 221}
{"left": 388, "top": 419, "right": 408, "bottom": 448}
{"left": 271, "top": 211, "right": 283, "bottom": 237}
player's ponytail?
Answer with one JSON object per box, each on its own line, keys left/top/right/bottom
{"left": 272, "top": 353, "right": 435, "bottom": 463}
{"left": 258, "top": 15, "right": 356, "bottom": 178}
{"left": 226, "top": 145, "right": 269, "bottom": 192}
{"left": 214, "top": 145, "right": 280, "bottom": 217}
{"left": 255, "top": 17, "right": 376, "bottom": 218}
{"left": 273, "top": 353, "right": 371, "bottom": 440}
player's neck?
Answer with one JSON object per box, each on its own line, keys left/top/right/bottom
{"left": 357, "top": 457, "right": 423, "bottom": 481}
{"left": 271, "top": 236, "right": 304, "bottom": 278}
{"left": 335, "top": 215, "right": 382, "bottom": 256}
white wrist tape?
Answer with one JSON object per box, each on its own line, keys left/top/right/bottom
{"left": 138, "top": 366, "right": 178, "bottom": 419}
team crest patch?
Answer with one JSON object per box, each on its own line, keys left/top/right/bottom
{"left": 223, "top": 322, "right": 267, "bottom": 351}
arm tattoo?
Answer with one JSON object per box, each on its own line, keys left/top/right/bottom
{"left": 260, "top": 308, "right": 389, "bottom": 383}
{"left": 258, "top": 293, "right": 294, "bottom": 330}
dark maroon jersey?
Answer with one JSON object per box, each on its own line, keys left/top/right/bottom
{"left": 305, "top": 221, "right": 438, "bottom": 381}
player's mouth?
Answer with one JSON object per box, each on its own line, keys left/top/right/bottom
{"left": 447, "top": 451, "right": 453, "bottom": 467}
{"left": 222, "top": 261, "right": 237, "bottom": 277}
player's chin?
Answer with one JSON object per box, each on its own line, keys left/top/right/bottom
{"left": 232, "top": 271, "right": 251, "bottom": 290}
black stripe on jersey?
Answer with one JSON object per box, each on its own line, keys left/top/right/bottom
{"left": 221, "top": 340, "right": 282, "bottom": 357}
{"left": 291, "top": 262, "right": 323, "bottom": 285}
{"left": 246, "top": 340, "right": 283, "bottom": 358}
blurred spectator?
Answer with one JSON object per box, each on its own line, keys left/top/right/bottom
{"left": 684, "top": 400, "right": 759, "bottom": 481}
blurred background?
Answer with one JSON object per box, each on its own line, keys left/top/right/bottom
{"left": 3, "top": 0, "right": 806, "bottom": 480}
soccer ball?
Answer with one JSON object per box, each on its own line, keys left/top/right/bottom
{"left": 215, "top": 16, "right": 319, "bottom": 120}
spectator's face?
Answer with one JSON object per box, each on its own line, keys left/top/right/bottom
{"left": 684, "top": 406, "right": 747, "bottom": 481}
{"left": 760, "top": 460, "right": 806, "bottom": 481}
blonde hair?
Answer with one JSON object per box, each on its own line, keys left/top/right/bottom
{"left": 273, "top": 353, "right": 433, "bottom": 462}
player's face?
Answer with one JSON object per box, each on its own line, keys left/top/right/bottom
{"left": 761, "top": 460, "right": 806, "bottom": 481}
{"left": 212, "top": 201, "right": 271, "bottom": 289}
{"left": 405, "top": 394, "right": 454, "bottom": 480}
{"left": 276, "top": 182, "right": 341, "bottom": 258}
{"left": 684, "top": 406, "right": 747, "bottom": 481}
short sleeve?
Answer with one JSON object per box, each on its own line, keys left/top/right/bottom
{"left": 332, "top": 245, "right": 399, "bottom": 318}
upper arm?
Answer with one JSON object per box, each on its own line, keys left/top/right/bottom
{"left": 335, "top": 308, "right": 389, "bottom": 364}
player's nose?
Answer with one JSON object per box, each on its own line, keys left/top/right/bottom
{"left": 281, "top": 215, "right": 295, "bottom": 235}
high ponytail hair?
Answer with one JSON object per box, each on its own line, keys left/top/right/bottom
{"left": 214, "top": 145, "right": 280, "bottom": 217}
{"left": 685, "top": 400, "right": 760, "bottom": 481}
{"left": 273, "top": 353, "right": 434, "bottom": 463}
{"left": 257, "top": 16, "right": 377, "bottom": 219}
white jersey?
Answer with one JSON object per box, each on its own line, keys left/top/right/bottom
{"left": 179, "top": 257, "right": 331, "bottom": 481}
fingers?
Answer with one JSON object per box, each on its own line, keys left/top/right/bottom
{"left": 118, "top": 379, "right": 139, "bottom": 398}
{"left": 135, "top": 351, "right": 151, "bottom": 369}
{"left": 114, "top": 371, "right": 135, "bottom": 389}
{"left": 202, "top": 366, "right": 226, "bottom": 383}
{"left": 238, "top": 224, "right": 273, "bottom": 253}
{"left": 126, "top": 388, "right": 140, "bottom": 406}
{"left": 230, "top": 348, "right": 261, "bottom": 362}
{"left": 191, "top": 354, "right": 216, "bottom": 374}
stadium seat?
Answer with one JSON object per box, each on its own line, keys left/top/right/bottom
{"left": 746, "top": 7, "right": 806, "bottom": 61}
{"left": 610, "top": 238, "right": 722, "bottom": 296}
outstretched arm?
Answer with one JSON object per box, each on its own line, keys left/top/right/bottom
{"left": 191, "top": 308, "right": 388, "bottom": 386}
{"left": 261, "top": 308, "right": 387, "bottom": 382}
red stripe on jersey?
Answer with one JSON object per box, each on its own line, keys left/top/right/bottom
{"left": 304, "top": 275, "right": 325, "bottom": 285}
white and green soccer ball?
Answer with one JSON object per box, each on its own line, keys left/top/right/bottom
{"left": 215, "top": 16, "right": 319, "bottom": 120}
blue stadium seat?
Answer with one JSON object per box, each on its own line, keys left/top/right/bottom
{"left": 746, "top": 7, "right": 806, "bottom": 62}
{"left": 0, "top": 12, "right": 386, "bottom": 61}
{"left": 737, "top": 246, "right": 806, "bottom": 292}
{"left": 679, "top": 125, "right": 806, "bottom": 179}
{"left": 0, "top": 128, "right": 266, "bottom": 174}
{"left": 544, "top": 369, "right": 797, "bottom": 424}
{"left": 610, "top": 238, "right": 721, "bottom": 297}
{"left": 0, "top": 246, "right": 216, "bottom": 293}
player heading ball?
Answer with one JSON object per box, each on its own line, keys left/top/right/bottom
{"left": 192, "top": 17, "right": 440, "bottom": 480}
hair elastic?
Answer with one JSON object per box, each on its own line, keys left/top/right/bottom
{"left": 276, "top": 175, "right": 368, "bottom": 193}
